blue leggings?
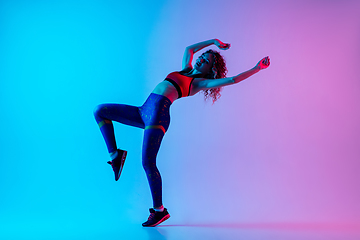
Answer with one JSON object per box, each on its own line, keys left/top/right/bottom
{"left": 93, "top": 93, "right": 171, "bottom": 208}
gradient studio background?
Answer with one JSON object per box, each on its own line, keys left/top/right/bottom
{"left": 1, "top": 0, "right": 360, "bottom": 238}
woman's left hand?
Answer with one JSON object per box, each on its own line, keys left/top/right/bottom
{"left": 214, "top": 39, "right": 231, "bottom": 50}
{"left": 256, "top": 56, "right": 270, "bottom": 70}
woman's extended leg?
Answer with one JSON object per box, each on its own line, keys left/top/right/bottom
{"left": 138, "top": 94, "right": 171, "bottom": 209}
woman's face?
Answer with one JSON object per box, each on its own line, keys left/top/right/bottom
{"left": 194, "top": 53, "right": 214, "bottom": 75}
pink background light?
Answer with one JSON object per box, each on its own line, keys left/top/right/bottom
{"left": 144, "top": 0, "right": 360, "bottom": 225}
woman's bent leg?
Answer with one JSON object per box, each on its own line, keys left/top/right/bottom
{"left": 142, "top": 128, "right": 165, "bottom": 208}
{"left": 93, "top": 103, "right": 145, "bottom": 153}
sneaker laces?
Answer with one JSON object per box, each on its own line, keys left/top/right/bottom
{"left": 147, "top": 212, "right": 156, "bottom": 221}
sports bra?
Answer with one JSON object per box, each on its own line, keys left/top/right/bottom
{"left": 164, "top": 72, "right": 195, "bottom": 98}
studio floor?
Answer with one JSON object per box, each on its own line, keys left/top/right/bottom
{"left": 1, "top": 221, "right": 359, "bottom": 240}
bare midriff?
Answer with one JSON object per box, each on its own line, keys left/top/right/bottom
{"left": 151, "top": 81, "right": 179, "bottom": 103}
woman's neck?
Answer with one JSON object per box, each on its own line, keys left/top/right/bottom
{"left": 186, "top": 68, "right": 205, "bottom": 77}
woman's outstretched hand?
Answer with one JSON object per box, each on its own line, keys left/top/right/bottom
{"left": 256, "top": 56, "right": 270, "bottom": 70}
{"left": 214, "top": 39, "right": 230, "bottom": 50}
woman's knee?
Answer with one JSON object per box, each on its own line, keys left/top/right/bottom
{"left": 142, "top": 158, "right": 157, "bottom": 172}
{"left": 93, "top": 104, "right": 107, "bottom": 119}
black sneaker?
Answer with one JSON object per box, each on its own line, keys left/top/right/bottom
{"left": 107, "top": 149, "right": 127, "bottom": 181}
{"left": 142, "top": 208, "right": 170, "bottom": 227}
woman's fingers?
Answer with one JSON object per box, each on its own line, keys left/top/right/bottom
{"left": 216, "top": 41, "right": 230, "bottom": 49}
{"left": 220, "top": 43, "right": 230, "bottom": 50}
{"left": 261, "top": 56, "right": 270, "bottom": 68}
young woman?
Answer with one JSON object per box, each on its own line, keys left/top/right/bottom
{"left": 93, "top": 39, "right": 270, "bottom": 227}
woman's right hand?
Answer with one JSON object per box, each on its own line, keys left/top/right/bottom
{"left": 256, "top": 56, "right": 271, "bottom": 70}
{"left": 214, "top": 39, "right": 230, "bottom": 50}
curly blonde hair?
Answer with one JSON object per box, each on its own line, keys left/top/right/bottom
{"left": 201, "top": 50, "right": 228, "bottom": 103}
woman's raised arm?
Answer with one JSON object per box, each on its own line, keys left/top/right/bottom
{"left": 182, "top": 39, "right": 230, "bottom": 70}
{"left": 192, "top": 56, "right": 270, "bottom": 92}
